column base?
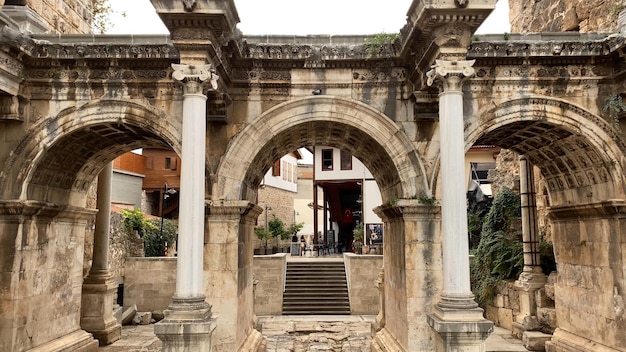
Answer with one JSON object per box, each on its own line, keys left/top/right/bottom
{"left": 545, "top": 328, "right": 620, "bottom": 352}
{"left": 27, "top": 329, "right": 98, "bottom": 352}
{"left": 428, "top": 305, "right": 493, "bottom": 352}
{"left": 80, "top": 278, "right": 121, "bottom": 345}
{"left": 154, "top": 297, "right": 217, "bottom": 352}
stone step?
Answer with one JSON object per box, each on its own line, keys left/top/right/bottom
{"left": 282, "top": 261, "right": 351, "bottom": 315}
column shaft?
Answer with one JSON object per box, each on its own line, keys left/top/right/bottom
{"left": 176, "top": 85, "right": 207, "bottom": 299}
{"left": 439, "top": 88, "right": 472, "bottom": 297}
{"left": 426, "top": 60, "right": 477, "bottom": 307}
{"left": 91, "top": 162, "right": 112, "bottom": 276}
{"left": 519, "top": 155, "right": 541, "bottom": 273}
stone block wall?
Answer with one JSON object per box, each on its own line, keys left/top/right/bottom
{"left": 344, "top": 253, "right": 383, "bottom": 315}
{"left": 257, "top": 186, "right": 296, "bottom": 250}
{"left": 253, "top": 254, "right": 286, "bottom": 315}
{"left": 485, "top": 281, "right": 520, "bottom": 331}
{"left": 25, "top": 0, "right": 93, "bottom": 34}
{"left": 486, "top": 275, "right": 557, "bottom": 334}
{"left": 123, "top": 257, "right": 176, "bottom": 312}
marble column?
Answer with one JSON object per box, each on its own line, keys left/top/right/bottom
{"left": 425, "top": 60, "right": 492, "bottom": 351}
{"left": 80, "top": 162, "right": 121, "bottom": 345}
{"left": 513, "top": 155, "right": 547, "bottom": 335}
{"left": 154, "top": 64, "right": 219, "bottom": 352}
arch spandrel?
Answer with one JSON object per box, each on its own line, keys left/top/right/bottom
{"left": 214, "top": 96, "right": 428, "bottom": 204}
{"left": 0, "top": 99, "right": 180, "bottom": 205}
{"left": 466, "top": 96, "right": 626, "bottom": 206}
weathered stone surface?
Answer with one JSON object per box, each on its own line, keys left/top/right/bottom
{"left": 344, "top": 254, "right": 383, "bottom": 315}
{"left": 259, "top": 318, "right": 373, "bottom": 352}
{"left": 522, "top": 331, "right": 552, "bottom": 351}
{"left": 252, "top": 255, "right": 286, "bottom": 316}
{"left": 122, "top": 305, "right": 137, "bottom": 326}
{"left": 510, "top": 0, "right": 619, "bottom": 33}
{"left": 133, "top": 312, "right": 152, "bottom": 325}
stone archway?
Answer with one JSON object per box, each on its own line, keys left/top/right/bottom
{"left": 466, "top": 96, "right": 626, "bottom": 351}
{"left": 1, "top": 99, "right": 181, "bottom": 205}
{"left": 0, "top": 99, "right": 179, "bottom": 352}
{"left": 206, "top": 95, "right": 437, "bottom": 352}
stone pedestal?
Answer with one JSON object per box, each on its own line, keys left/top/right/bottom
{"left": 513, "top": 271, "right": 547, "bottom": 336}
{"left": 428, "top": 306, "right": 493, "bottom": 352}
{"left": 80, "top": 279, "right": 121, "bottom": 345}
{"left": 154, "top": 299, "right": 217, "bottom": 352}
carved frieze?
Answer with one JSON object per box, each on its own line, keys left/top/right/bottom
{"left": 0, "top": 51, "right": 23, "bottom": 78}
{"left": 31, "top": 43, "right": 177, "bottom": 60}
{"left": 352, "top": 68, "right": 407, "bottom": 82}
{"left": 468, "top": 39, "right": 615, "bottom": 58}
{"left": 244, "top": 44, "right": 314, "bottom": 60}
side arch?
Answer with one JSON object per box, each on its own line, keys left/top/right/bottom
{"left": 214, "top": 95, "right": 428, "bottom": 203}
{"left": 466, "top": 96, "right": 626, "bottom": 206}
{"left": 0, "top": 99, "right": 181, "bottom": 205}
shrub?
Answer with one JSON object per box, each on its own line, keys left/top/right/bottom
{"left": 120, "top": 208, "right": 177, "bottom": 257}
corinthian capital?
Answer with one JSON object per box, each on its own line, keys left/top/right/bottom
{"left": 426, "top": 59, "right": 475, "bottom": 92}
{"left": 171, "top": 64, "right": 220, "bottom": 94}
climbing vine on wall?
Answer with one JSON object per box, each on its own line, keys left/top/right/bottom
{"left": 469, "top": 188, "right": 556, "bottom": 308}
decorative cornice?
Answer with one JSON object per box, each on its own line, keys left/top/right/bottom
{"left": 548, "top": 200, "right": 626, "bottom": 219}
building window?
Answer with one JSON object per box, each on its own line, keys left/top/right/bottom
{"left": 165, "top": 157, "right": 172, "bottom": 169}
{"left": 340, "top": 150, "right": 352, "bottom": 170}
{"left": 272, "top": 159, "right": 281, "bottom": 176}
{"left": 322, "top": 149, "right": 333, "bottom": 171}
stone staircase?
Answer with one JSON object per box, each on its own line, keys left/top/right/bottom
{"left": 282, "top": 260, "right": 351, "bottom": 315}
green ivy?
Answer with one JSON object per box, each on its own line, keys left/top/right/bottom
{"left": 470, "top": 188, "right": 556, "bottom": 307}
{"left": 470, "top": 188, "right": 523, "bottom": 307}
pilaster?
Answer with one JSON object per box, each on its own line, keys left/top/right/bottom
{"left": 372, "top": 200, "right": 442, "bottom": 352}
{"left": 426, "top": 59, "right": 493, "bottom": 351}
{"left": 205, "top": 201, "right": 263, "bottom": 352}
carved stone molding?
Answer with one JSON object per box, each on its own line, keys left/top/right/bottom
{"left": 0, "top": 95, "right": 20, "bottom": 120}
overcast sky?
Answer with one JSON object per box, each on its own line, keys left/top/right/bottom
{"left": 106, "top": 0, "right": 511, "bottom": 35}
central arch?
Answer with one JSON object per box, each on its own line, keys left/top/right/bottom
{"left": 207, "top": 95, "right": 435, "bottom": 351}
{"left": 214, "top": 95, "right": 428, "bottom": 203}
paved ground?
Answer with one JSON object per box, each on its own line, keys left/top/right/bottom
{"left": 99, "top": 316, "right": 529, "bottom": 351}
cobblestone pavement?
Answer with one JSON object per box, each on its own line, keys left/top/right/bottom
{"left": 99, "top": 317, "right": 528, "bottom": 352}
